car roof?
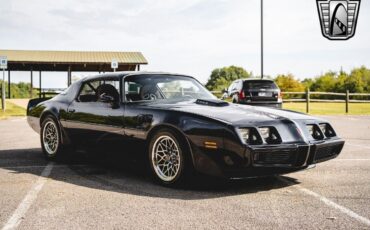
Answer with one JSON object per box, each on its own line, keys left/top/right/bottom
{"left": 242, "top": 78, "right": 275, "bottom": 82}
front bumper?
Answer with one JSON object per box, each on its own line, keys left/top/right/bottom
{"left": 192, "top": 138, "right": 344, "bottom": 179}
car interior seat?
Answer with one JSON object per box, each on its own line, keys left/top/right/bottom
{"left": 96, "top": 84, "right": 120, "bottom": 102}
{"left": 140, "top": 84, "right": 162, "bottom": 100}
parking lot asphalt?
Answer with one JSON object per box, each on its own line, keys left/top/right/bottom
{"left": 0, "top": 116, "right": 369, "bottom": 229}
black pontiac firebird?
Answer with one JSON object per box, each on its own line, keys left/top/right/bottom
{"left": 27, "top": 72, "right": 344, "bottom": 186}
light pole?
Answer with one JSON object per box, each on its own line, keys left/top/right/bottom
{"left": 261, "top": 0, "right": 264, "bottom": 79}
{"left": 1, "top": 69, "right": 5, "bottom": 111}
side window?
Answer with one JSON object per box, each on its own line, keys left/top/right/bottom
{"left": 78, "top": 82, "right": 98, "bottom": 102}
{"left": 124, "top": 81, "right": 143, "bottom": 102}
{"left": 77, "top": 79, "right": 120, "bottom": 103}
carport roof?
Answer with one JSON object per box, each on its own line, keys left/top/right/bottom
{"left": 0, "top": 49, "right": 148, "bottom": 72}
{"left": 0, "top": 49, "right": 148, "bottom": 64}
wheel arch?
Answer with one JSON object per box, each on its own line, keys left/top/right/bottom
{"left": 146, "top": 123, "right": 196, "bottom": 168}
{"left": 40, "top": 108, "right": 68, "bottom": 145}
{"left": 40, "top": 110, "right": 58, "bottom": 126}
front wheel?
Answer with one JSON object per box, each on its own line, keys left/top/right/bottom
{"left": 40, "top": 116, "right": 64, "bottom": 160}
{"left": 148, "top": 130, "right": 189, "bottom": 186}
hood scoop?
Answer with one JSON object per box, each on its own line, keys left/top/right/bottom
{"left": 195, "top": 99, "right": 229, "bottom": 107}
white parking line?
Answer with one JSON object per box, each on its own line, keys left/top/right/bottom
{"left": 9, "top": 117, "right": 26, "bottom": 122}
{"left": 1, "top": 164, "right": 87, "bottom": 169}
{"left": 334, "top": 159, "right": 370, "bottom": 161}
{"left": 2, "top": 162, "right": 54, "bottom": 230}
{"left": 346, "top": 143, "right": 370, "bottom": 150}
{"left": 277, "top": 177, "right": 370, "bottom": 227}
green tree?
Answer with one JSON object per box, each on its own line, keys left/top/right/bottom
{"left": 346, "top": 66, "right": 370, "bottom": 93}
{"left": 302, "top": 78, "right": 314, "bottom": 90}
{"left": 0, "top": 80, "right": 38, "bottom": 98}
{"left": 310, "top": 71, "right": 337, "bottom": 92}
{"left": 205, "top": 66, "right": 251, "bottom": 91}
{"left": 274, "top": 74, "right": 305, "bottom": 92}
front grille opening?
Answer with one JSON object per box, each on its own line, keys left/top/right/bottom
{"left": 307, "top": 124, "right": 324, "bottom": 140}
{"left": 319, "top": 123, "right": 336, "bottom": 138}
{"left": 254, "top": 150, "right": 294, "bottom": 165}
{"left": 314, "top": 145, "right": 342, "bottom": 161}
{"left": 258, "top": 127, "right": 282, "bottom": 144}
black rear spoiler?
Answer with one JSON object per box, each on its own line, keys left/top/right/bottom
{"left": 27, "top": 98, "right": 51, "bottom": 115}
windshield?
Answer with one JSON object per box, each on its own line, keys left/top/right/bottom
{"left": 124, "top": 74, "right": 216, "bottom": 102}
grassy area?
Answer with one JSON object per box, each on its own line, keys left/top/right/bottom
{"left": 0, "top": 101, "right": 26, "bottom": 120}
{"left": 283, "top": 102, "right": 370, "bottom": 115}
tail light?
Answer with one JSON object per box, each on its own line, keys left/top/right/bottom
{"left": 239, "top": 90, "right": 245, "bottom": 99}
{"left": 278, "top": 92, "right": 283, "bottom": 102}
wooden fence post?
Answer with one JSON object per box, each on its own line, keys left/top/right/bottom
{"left": 346, "top": 90, "right": 349, "bottom": 114}
{"left": 306, "top": 88, "right": 310, "bottom": 113}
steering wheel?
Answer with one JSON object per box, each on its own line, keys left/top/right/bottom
{"left": 143, "top": 93, "right": 157, "bottom": 101}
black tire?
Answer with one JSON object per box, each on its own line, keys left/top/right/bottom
{"left": 232, "top": 94, "right": 239, "bottom": 103}
{"left": 148, "top": 129, "right": 192, "bottom": 186}
{"left": 40, "top": 116, "right": 65, "bottom": 160}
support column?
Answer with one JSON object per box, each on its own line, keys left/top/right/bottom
{"left": 7, "top": 70, "right": 10, "bottom": 98}
{"left": 39, "top": 71, "right": 42, "bottom": 98}
{"left": 68, "top": 66, "right": 72, "bottom": 86}
{"left": 30, "top": 69, "right": 33, "bottom": 98}
{"left": 260, "top": 0, "right": 264, "bottom": 79}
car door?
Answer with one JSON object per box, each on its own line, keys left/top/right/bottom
{"left": 64, "top": 78, "right": 125, "bottom": 144}
{"left": 121, "top": 76, "right": 154, "bottom": 141}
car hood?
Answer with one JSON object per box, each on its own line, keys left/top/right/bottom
{"left": 140, "top": 99, "right": 321, "bottom": 126}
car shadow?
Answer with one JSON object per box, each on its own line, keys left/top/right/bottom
{"left": 0, "top": 147, "right": 300, "bottom": 200}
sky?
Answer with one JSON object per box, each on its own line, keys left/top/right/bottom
{"left": 0, "top": 0, "right": 369, "bottom": 88}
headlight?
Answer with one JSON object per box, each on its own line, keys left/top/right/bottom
{"left": 258, "top": 127, "right": 281, "bottom": 144}
{"left": 306, "top": 124, "right": 324, "bottom": 140}
{"left": 239, "top": 128, "right": 250, "bottom": 142}
{"left": 237, "top": 128, "right": 262, "bottom": 145}
{"left": 307, "top": 125, "right": 314, "bottom": 136}
{"left": 319, "top": 123, "right": 336, "bottom": 137}
{"left": 259, "top": 127, "right": 270, "bottom": 139}
{"left": 319, "top": 124, "right": 327, "bottom": 134}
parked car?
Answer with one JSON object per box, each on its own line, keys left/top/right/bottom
{"left": 27, "top": 72, "right": 344, "bottom": 186}
{"left": 227, "top": 78, "right": 283, "bottom": 108}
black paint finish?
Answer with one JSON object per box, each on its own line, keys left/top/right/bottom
{"left": 27, "top": 72, "right": 345, "bottom": 178}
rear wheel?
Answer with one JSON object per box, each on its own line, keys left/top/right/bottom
{"left": 232, "top": 94, "right": 239, "bottom": 103}
{"left": 40, "top": 116, "right": 64, "bottom": 160}
{"left": 148, "top": 129, "right": 190, "bottom": 186}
